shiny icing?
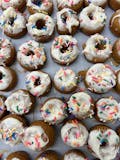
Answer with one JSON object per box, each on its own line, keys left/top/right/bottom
{"left": 5, "top": 90, "right": 32, "bottom": 115}
{"left": 25, "top": 71, "right": 51, "bottom": 97}
{"left": 54, "top": 68, "right": 77, "bottom": 92}
{"left": 57, "top": 8, "right": 79, "bottom": 34}
{"left": 40, "top": 98, "right": 67, "bottom": 124}
{"left": 85, "top": 0, "right": 107, "bottom": 6}
{"left": 68, "top": 92, "right": 94, "bottom": 119}
{"left": 79, "top": 4, "right": 107, "bottom": 31}
{"left": 0, "top": 7, "right": 26, "bottom": 34}
{"left": 96, "top": 97, "right": 120, "bottom": 122}
{"left": 51, "top": 35, "right": 79, "bottom": 64}
{"left": 12, "top": 158, "right": 20, "bottom": 160}
{"left": 0, "top": 66, "right": 12, "bottom": 90}
{"left": 0, "top": 38, "right": 14, "bottom": 66}
{"left": 85, "top": 63, "right": 116, "bottom": 93}
{"left": 61, "top": 120, "right": 88, "bottom": 147}
{"left": 22, "top": 126, "right": 49, "bottom": 151}
{"left": 1, "top": 0, "right": 24, "bottom": 9}
{"left": 83, "top": 34, "right": 112, "bottom": 62}
{"left": 0, "top": 117, "right": 24, "bottom": 146}
{"left": 17, "top": 40, "right": 46, "bottom": 69}
{"left": 27, "top": 13, "right": 55, "bottom": 38}
{"left": 64, "top": 153, "right": 85, "bottom": 160}
{"left": 57, "top": 0, "right": 82, "bottom": 7}
{"left": 88, "top": 128, "right": 120, "bottom": 160}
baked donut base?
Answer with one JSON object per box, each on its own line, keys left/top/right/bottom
{"left": 6, "top": 151, "right": 30, "bottom": 160}
{"left": 109, "top": 0, "right": 120, "bottom": 11}
{"left": 84, "top": 0, "right": 107, "bottom": 8}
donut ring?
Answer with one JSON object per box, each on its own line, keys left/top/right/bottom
{"left": 84, "top": 0, "right": 107, "bottom": 8}
{"left": 112, "top": 39, "right": 120, "bottom": 63}
{"left": 109, "top": 0, "right": 120, "bottom": 11}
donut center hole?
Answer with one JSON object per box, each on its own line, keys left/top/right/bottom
{"left": 0, "top": 72, "right": 3, "bottom": 80}
{"left": 41, "top": 133, "right": 48, "bottom": 142}
{"left": 36, "top": 19, "right": 46, "bottom": 30}
{"left": 100, "top": 140, "right": 108, "bottom": 147}
{"left": 60, "top": 43, "right": 69, "bottom": 53}
{"left": 95, "top": 40, "right": 106, "bottom": 50}
{"left": 8, "top": 17, "right": 15, "bottom": 26}
{"left": 88, "top": 13, "right": 94, "bottom": 20}
{"left": 32, "top": 0, "right": 42, "bottom": 6}
{"left": 34, "top": 77, "right": 41, "bottom": 86}
{"left": 61, "top": 13, "right": 68, "bottom": 23}
{"left": 26, "top": 50, "right": 35, "bottom": 56}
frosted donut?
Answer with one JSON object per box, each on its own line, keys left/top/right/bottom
{"left": 85, "top": 63, "right": 116, "bottom": 93}
{"left": 0, "top": 66, "right": 17, "bottom": 91}
{"left": 25, "top": 71, "right": 51, "bottom": 97}
{"left": 1, "top": 0, "right": 26, "bottom": 12}
{"left": 0, "top": 115, "right": 26, "bottom": 146}
{"left": 96, "top": 97, "right": 120, "bottom": 122}
{"left": 61, "top": 119, "right": 88, "bottom": 147}
{"left": 109, "top": 0, "right": 120, "bottom": 11}
{"left": 0, "top": 7, "right": 27, "bottom": 38}
{"left": 79, "top": 4, "right": 107, "bottom": 35}
{"left": 27, "top": 0, "right": 53, "bottom": 15}
{"left": 6, "top": 151, "right": 30, "bottom": 160}
{"left": 5, "top": 90, "right": 34, "bottom": 115}
{"left": 54, "top": 68, "right": 78, "bottom": 93}
{"left": 68, "top": 92, "right": 94, "bottom": 119}
{"left": 88, "top": 125, "right": 120, "bottom": 160}
{"left": 82, "top": 34, "right": 112, "bottom": 63}
{"left": 56, "top": 8, "right": 79, "bottom": 35}
{"left": 40, "top": 98, "right": 67, "bottom": 124}
{"left": 84, "top": 0, "right": 107, "bottom": 8}
{"left": 57, "top": 0, "right": 84, "bottom": 13}
{"left": 0, "top": 38, "right": 16, "bottom": 66}
{"left": 51, "top": 35, "right": 79, "bottom": 65}
{"left": 17, "top": 40, "right": 46, "bottom": 71}
{"left": 0, "top": 95, "right": 6, "bottom": 119}
{"left": 27, "top": 13, "right": 55, "bottom": 42}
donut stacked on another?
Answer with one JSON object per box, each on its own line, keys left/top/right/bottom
{"left": 109, "top": 0, "right": 120, "bottom": 11}
{"left": 6, "top": 151, "right": 30, "bottom": 160}
{"left": 0, "top": 95, "right": 6, "bottom": 119}
{"left": 84, "top": 0, "right": 107, "bottom": 8}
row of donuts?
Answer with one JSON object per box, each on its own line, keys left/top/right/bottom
{"left": 0, "top": 114, "right": 120, "bottom": 160}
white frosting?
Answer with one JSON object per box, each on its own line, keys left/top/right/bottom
{"left": 27, "top": 13, "right": 55, "bottom": 38}
{"left": 12, "top": 158, "right": 20, "bottom": 160}
{"left": 79, "top": 4, "right": 107, "bottom": 31}
{"left": 40, "top": 98, "right": 67, "bottom": 124}
{"left": 57, "top": 0, "right": 81, "bottom": 7}
{"left": 27, "top": 0, "right": 53, "bottom": 13}
{"left": 83, "top": 34, "right": 112, "bottom": 62}
{"left": 1, "top": 0, "right": 24, "bottom": 9}
{"left": 0, "top": 66, "right": 12, "bottom": 90}
{"left": 57, "top": 8, "right": 79, "bottom": 33}
{"left": 88, "top": 128, "right": 120, "bottom": 160}
{"left": 0, "top": 38, "right": 14, "bottom": 66}
{"left": 68, "top": 92, "right": 94, "bottom": 119}
{"left": 5, "top": 90, "right": 32, "bottom": 115}
{"left": 17, "top": 40, "right": 46, "bottom": 70}
{"left": 85, "top": 63, "right": 116, "bottom": 93}
{"left": 64, "top": 153, "right": 85, "bottom": 160}
{"left": 22, "top": 126, "right": 49, "bottom": 151}
{"left": 0, "top": 7, "right": 26, "bottom": 34}
{"left": 25, "top": 71, "right": 51, "bottom": 97}
{"left": 61, "top": 120, "right": 88, "bottom": 147}
{"left": 85, "top": 0, "right": 107, "bottom": 6}
{"left": 54, "top": 68, "right": 77, "bottom": 92}
{"left": 96, "top": 97, "right": 120, "bottom": 122}
{"left": 0, "top": 117, "right": 24, "bottom": 146}
{"left": 51, "top": 35, "right": 79, "bottom": 65}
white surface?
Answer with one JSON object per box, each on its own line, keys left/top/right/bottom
{"left": 0, "top": 1, "right": 120, "bottom": 160}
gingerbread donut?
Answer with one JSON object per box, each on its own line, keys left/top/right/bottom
{"left": 109, "top": 0, "right": 120, "bottom": 11}
{"left": 112, "top": 39, "right": 120, "bottom": 63}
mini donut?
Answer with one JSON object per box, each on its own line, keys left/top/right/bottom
{"left": 6, "top": 151, "right": 30, "bottom": 160}
{"left": 27, "top": 0, "right": 53, "bottom": 15}
{"left": 51, "top": 35, "right": 79, "bottom": 65}
{"left": 110, "top": 10, "right": 120, "bottom": 37}
{"left": 79, "top": 4, "right": 107, "bottom": 35}
{"left": 109, "top": 0, "right": 120, "bottom": 11}
{"left": 0, "top": 95, "right": 6, "bottom": 119}
{"left": 0, "top": 7, "right": 27, "bottom": 39}
{"left": 0, "top": 66, "right": 17, "bottom": 91}
{"left": 112, "top": 39, "right": 120, "bottom": 63}
{"left": 1, "top": 0, "right": 26, "bottom": 12}
{"left": 22, "top": 120, "right": 55, "bottom": 151}
{"left": 57, "top": 0, "right": 84, "bottom": 13}
{"left": 56, "top": 8, "right": 79, "bottom": 35}
{"left": 68, "top": 92, "right": 94, "bottom": 119}
{"left": 17, "top": 40, "right": 47, "bottom": 71}
{"left": 96, "top": 97, "right": 120, "bottom": 122}
{"left": 40, "top": 98, "right": 67, "bottom": 124}
{"left": 54, "top": 68, "right": 78, "bottom": 93}
{"left": 25, "top": 71, "right": 51, "bottom": 97}
{"left": 63, "top": 149, "right": 87, "bottom": 160}
{"left": 35, "top": 150, "right": 59, "bottom": 160}
{"left": 0, "top": 38, "right": 16, "bottom": 66}
{"left": 85, "top": 63, "right": 116, "bottom": 93}
{"left": 116, "top": 70, "right": 120, "bottom": 92}
{"left": 0, "top": 114, "right": 26, "bottom": 146}
{"left": 5, "top": 89, "right": 35, "bottom": 115}
{"left": 82, "top": 34, "right": 112, "bottom": 63}
{"left": 61, "top": 119, "right": 88, "bottom": 147}
{"left": 84, "top": 0, "right": 107, "bottom": 8}
{"left": 88, "top": 125, "right": 120, "bottom": 160}
{"left": 27, "top": 13, "right": 55, "bottom": 42}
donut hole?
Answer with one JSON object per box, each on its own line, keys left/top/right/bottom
{"left": 0, "top": 72, "right": 3, "bottom": 80}
{"left": 26, "top": 50, "right": 35, "bottom": 56}
{"left": 34, "top": 77, "right": 41, "bottom": 86}
{"left": 100, "top": 140, "right": 108, "bottom": 148}
{"left": 8, "top": 17, "right": 15, "bottom": 26}
{"left": 32, "top": 0, "right": 41, "bottom": 6}
{"left": 41, "top": 133, "right": 48, "bottom": 142}
{"left": 36, "top": 19, "right": 46, "bottom": 30}
{"left": 88, "top": 12, "right": 94, "bottom": 20}
{"left": 60, "top": 43, "right": 69, "bottom": 53}
{"left": 95, "top": 40, "right": 106, "bottom": 50}
{"left": 61, "top": 13, "right": 68, "bottom": 24}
